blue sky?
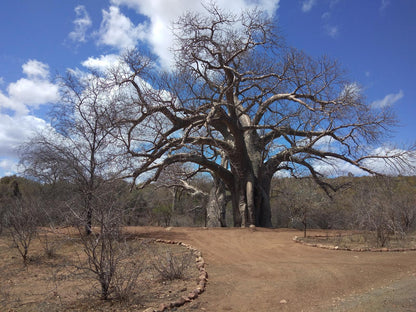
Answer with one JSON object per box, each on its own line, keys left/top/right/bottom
{"left": 0, "top": 0, "right": 415, "bottom": 177}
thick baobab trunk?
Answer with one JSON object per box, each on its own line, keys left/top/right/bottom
{"left": 230, "top": 172, "right": 273, "bottom": 228}
{"left": 232, "top": 130, "right": 273, "bottom": 227}
{"left": 231, "top": 184, "right": 242, "bottom": 227}
{"left": 206, "top": 178, "right": 227, "bottom": 227}
{"left": 254, "top": 180, "right": 273, "bottom": 227}
{"left": 206, "top": 155, "right": 229, "bottom": 227}
{"left": 246, "top": 176, "right": 257, "bottom": 226}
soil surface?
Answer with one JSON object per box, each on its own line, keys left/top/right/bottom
{"left": 0, "top": 231, "right": 199, "bottom": 312}
{"left": 129, "top": 227, "right": 416, "bottom": 312}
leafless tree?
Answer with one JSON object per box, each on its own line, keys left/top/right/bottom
{"left": 275, "top": 177, "right": 328, "bottom": 237}
{"left": 111, "top": 5, "right": 413, "bottom": 227}
{"left": 19, "top": 71, "right": 130, "bottom": 234}
{"left": 3, "top": 180, "right": 40, "bottom": 265}
{"left": 74, "top": 182, "right": 134, "bottom": 300}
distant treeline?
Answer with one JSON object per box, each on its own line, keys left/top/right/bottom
{"left": 1, "top": 175, "right": 416, "bottom": 235}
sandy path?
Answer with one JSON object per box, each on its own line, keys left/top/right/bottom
{"left": 129, "top": 227, "right": 416, "bottom": 312}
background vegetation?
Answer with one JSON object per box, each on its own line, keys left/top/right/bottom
{"left": 2, "top": 174, "right": 415, "bottom": 236}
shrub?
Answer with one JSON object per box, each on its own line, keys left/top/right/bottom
{"left": 152, "top": 249, "right": 193, "bottom": 281}
{"left": 6, "top": 196, "right": 40, "bottom": 265}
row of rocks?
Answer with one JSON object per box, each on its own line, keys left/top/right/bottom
{"left": 293, "top": 236, "right": 416, "bottom": 252}
{"left": 143, "top": 239, "right": 208, "bottom": 312}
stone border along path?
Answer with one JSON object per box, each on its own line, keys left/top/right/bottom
{"left": 142, "top": 239, "right": 208, "bottom": 312}
{"left": 293, "top": 235, "right": 416, "bottom": 252}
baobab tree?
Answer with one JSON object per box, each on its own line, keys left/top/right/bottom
{"left": 107, "top": 6, "right": 414, "bottom": 227}
{"left": 111, "top": 6, "right": 413, "bottom": 227}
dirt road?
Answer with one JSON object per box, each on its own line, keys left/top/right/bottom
{"left": 130, "top": 227, "right": 416, "bottom": 312}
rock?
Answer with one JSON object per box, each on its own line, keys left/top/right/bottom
{"left": 197, "top": 282, "right": 205, "bottom": 292}
{"left": 173, "top": 297, "right": 187, "bottom": 307}
{"left": 157, "top": 303, "right": 168, "bottom": 312}
{"left": 182, "top": 296, "right": 191, "bottom": 302}
{"left": 201, "top": 269, "right": 208, "bottom": 278}
{"left": 143, "top": 308, "right": 154, "bottom": 312}
{"left": 188, "top": 290, "right": 199, "bottom": 299}
{"left": 280, "top": 299, "right": 288, "bottom": 304}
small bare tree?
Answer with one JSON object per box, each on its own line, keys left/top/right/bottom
{"left": 19, "top": 71, "right": 130, "bottom": 236}
{"left": 74, "top": 182, "right": 137, "bottom": 300}
{"left": 5, "top": 182, "right": 40, "bottom": 265}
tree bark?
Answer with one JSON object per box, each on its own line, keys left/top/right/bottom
{"left": 246, "top": 179, "right": 255, "bottom": 225}
{"left": 233, "top": 129, "right": 273, "bottom": 228}
{"left": 206, "top": 178, "right": 227, "bottom": 227}
{"left": 255, "top": 178, "right": 273, "bottom": 227}
{"left": 229, "top": 178, "right": 273, "bottom": 227}
{"left": 85, "top": 193, "right": 93, "bottom": 235}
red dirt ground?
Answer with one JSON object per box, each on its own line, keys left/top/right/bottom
{"left": 130, "top": 227, "right": 416, "bottom": 312}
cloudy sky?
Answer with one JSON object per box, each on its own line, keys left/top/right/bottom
{"left": 0, "top": 0, "right": 415, "bottom": 177}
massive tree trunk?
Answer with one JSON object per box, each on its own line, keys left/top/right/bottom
{"left": 235, "top": 130, "right": 273, "bottom": 227}
{"left": 230, "top": 176, "right": 272, "bottom": 227}
{"left": 206, "top": 178, "right": 227, "bottom": 227}
{"left": 254, "top": 177, "right": 273, "bottom": 227}
{"left": 206, "top": 154, "right": 229, "bottom": 227}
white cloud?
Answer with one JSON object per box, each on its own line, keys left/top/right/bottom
{"left": 0, "top": 92, "right": 14, "bottom": 111}
{"left": 96, "top": 6, "right": 147, "bottom": 50}
{"left": 0, "top": 60, "right": 59, "bottom": 177}
{"left": 301, "top": 0, "right": 317, "bottom": 12}
{"left": 312, "top": 146, "right": 416, "bottom": 177}
{"left": 22, "top": 59, "right": 50, "bottom": 80}
{"left": 0, "top": 114, "right": 50, "bottom": 158}
{"left": 108, "top": 0, "right": 280, "bottom": 68}
{"left": 82, "top": 54, "right": 121, "bottom": 72}
{"left": 371, "top": 90, "right": 404, "bottom": 109}
{"left": 0, "top": 157, "right": 19, "bottom": 176}
{"left": 0, "top": 60, "right": 59, "bottom": 115}
{"left": 7, "top": 79, "right": 59, "bottom": 109}
{"left": 69, "top": 5, "right": 92, "bottom": 43}
{"left": 0, "top": 114, "right": 51, "bottom": 176}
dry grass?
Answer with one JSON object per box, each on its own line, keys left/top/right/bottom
{"left": 300, "top": 231, "right": 416, "bottom": 250}
{"left": 0, "top": 229, "right": 199, "bottom": 312}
